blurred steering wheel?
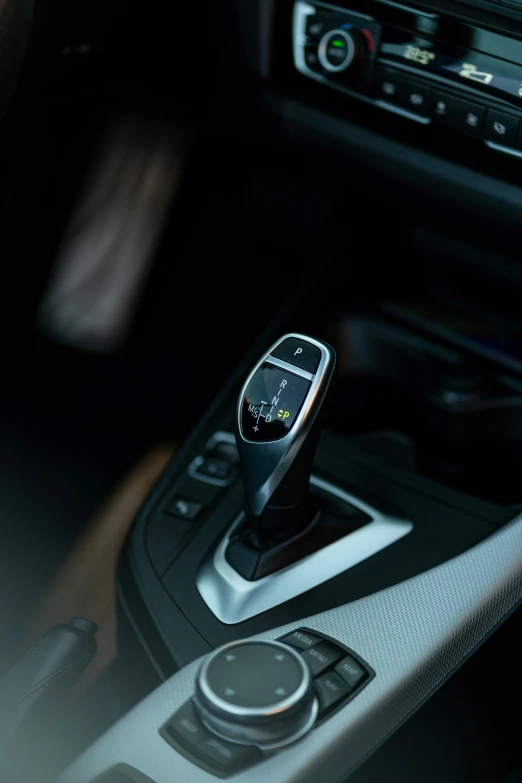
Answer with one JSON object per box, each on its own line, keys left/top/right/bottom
{"left": 0, "top": 0, "right": 33, "bottom": 121}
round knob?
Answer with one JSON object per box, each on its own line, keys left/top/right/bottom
{"left": 317, "top": 28, "right": 367, "bottom": 73}
{"left": 195, "top": 640, "right": 318, "bottom": 749}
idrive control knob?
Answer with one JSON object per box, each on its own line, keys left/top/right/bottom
{"left": 194, "top": 640, "right": 318, "bottom": 749}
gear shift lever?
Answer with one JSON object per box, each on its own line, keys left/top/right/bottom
{"left": 235, "top": 333, "right": 336, "bottom": 547}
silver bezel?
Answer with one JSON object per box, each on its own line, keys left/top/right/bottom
{"left": 317, "top": 29, "right": 355, "bottom": 73}
{"left": 236, "top": 332, "right": 336, "bottom": 518}
{"left": 197, "top": 475, "right": 413, "bottom": 624}
{"left": 292, "top": 2, "right": 433, "bottom": 125}
{"left": 196, "top": 639, "right": 312, "bottom": 720}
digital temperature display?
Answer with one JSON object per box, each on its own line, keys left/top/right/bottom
{"left": 403, "top": 45, "right": 436, "bottom": 66}
{"left": 381, "top": 31, "right": 522, "bottom": 104}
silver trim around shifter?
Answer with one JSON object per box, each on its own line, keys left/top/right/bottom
{"left": 265, "top": 355, "right": 314, "bottom": 381}
{"left": 196, "top": 475, "right": 413, "bottom": 624}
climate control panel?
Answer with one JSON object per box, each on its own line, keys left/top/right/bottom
{"left": 293, "top": 0, "right": 522, "bottom": 160}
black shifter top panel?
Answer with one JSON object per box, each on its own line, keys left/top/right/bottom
{"left": 271, "top": 337, "right": 321, "bottom": 374}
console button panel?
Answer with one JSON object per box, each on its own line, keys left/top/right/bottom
{"left": 161, "top": 630, "right": 373, "bottom": 777}
{"left": 281, "top": 629, "right": 372, "bottom": 717}
{"left": 147, "top": 432, "right": 239, "bottom": 576}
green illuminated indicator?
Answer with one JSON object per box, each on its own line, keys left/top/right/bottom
{"left": 331, "top": 39, "right": 346, "bottom": 47}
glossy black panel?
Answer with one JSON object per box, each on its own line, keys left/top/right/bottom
{"left": 240, "top": 364, "right": 310, "bottom": 442}
{"left": 380, "top": 27, "right": 522, "bottom": 104}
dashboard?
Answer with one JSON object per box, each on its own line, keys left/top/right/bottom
{"left": 293, "top": 0, "right": 522, "bottom": 159}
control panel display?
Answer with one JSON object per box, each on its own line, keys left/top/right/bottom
{"left": 240, "top": 364, "right": 310, "bottom": 443}
{"left": 380, "top": 31, "right": 522, "bottom": 104}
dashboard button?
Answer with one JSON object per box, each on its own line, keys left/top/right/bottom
{"left": 318, "top": 30, "right": 355, "bottom": 72}
{"left": 165, "top": 497, "right": 203, "bottom": 521}
{"left": 301, "top": 641, "right": 345, "bottom": 676}
{"left": 196, "top": 457, "right": 233, "bottom": 481}
{"left": 196, "top": 735, "right": 261, "bottom": 773}
{"left": 436, "top": 95, "right": 486, "bottom": 137}
{"left": 304, "top": 45, "right": 321, "bottom": 72}
{"left": 335, "top": 655, "right": 367, "bottom": 690}
{"left": 376, "top": 67, "right": 432, "bottom": 116}
{"left": 271, "top": 337, "right": 321, "bottom": 374}
{"left": 485, "top": 109, "right": 520, "bottom": 146}
{"left": 315, "top": 672, "right": 350, "bottom": 712}
{"left": 306, "top": 15, "right": 330, "bottom": 40}
{"left": 375, "top": 66, "right": 403, "bottom": 103}
{"left": 147, "top": 516, "right": 192, "bottom": 576}
{"left": 164, "top": 700, "right": 209, "bottom": 750}
{"left": 281, "top": 629, "right": 323, "bottom": 651}
{"left": 240, "top": 364, "right": 311, "bottom": 442}
{"left": 396, "top": 79, "right": 433, "bottom": 115}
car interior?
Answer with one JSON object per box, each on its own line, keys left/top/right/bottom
{"left": 1, "top": 0, "right": 522, "bottom": 781}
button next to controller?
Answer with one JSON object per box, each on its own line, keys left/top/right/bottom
{"left": 271, "top": 338, "right": 321, "bottom": 374}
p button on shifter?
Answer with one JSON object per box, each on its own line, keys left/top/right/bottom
{"left": 271, "top": 337, "right": 321, "bottom": 374}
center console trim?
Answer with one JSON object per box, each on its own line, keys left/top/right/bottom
{"left": 58, "top": 506, "right": 522, "bottom": 783}
{"left": 196, "top": 474, "right": 413, "bottom": 624}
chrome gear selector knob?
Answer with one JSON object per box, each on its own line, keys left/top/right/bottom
{"left": 235, "top": 333, "right": 336, "bottom": 541}
{"left": 194, "top": 639, "right": 318, "bottom": 749}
